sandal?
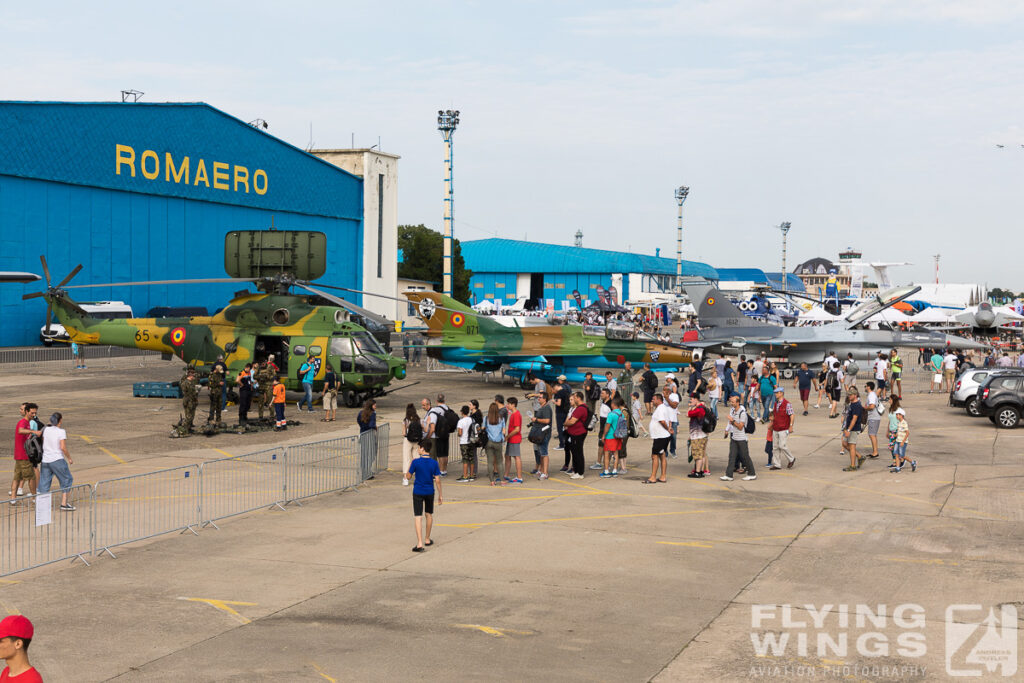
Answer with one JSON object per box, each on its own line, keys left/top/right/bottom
{"left": 412, "top": 546, "right": 425, "bottom": 552}
{"left": 657, "top": 478, "right": 667, "bottom": 483}
{"left": 320, "top": 418, "right": 328, "bottom": 422}
{"left": 842, "top": 466, "right": 859, "bottom": 471}
{"left": 424, "top": 540, "right": 434, "bottom": 546}
{"left": 642, "top": 479, "right": 657, "bottom": 484}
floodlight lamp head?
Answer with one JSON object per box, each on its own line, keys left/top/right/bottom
{"left": 674, "top": 186, "right": 690, "bottom": 203}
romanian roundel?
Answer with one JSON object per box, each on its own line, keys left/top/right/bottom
{"left": 450, "top": 312, "right": 465, "bottom": 327}
{"left": 170, "top": 327, "right": 186, "bottom": 347}
{"left": 707, "top": 297, "right": 716, "bottom": 306}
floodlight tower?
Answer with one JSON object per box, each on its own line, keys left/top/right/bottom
{"left": 778, "top": 222, "right": 791, "bottom": 294}
{"left": 437, "top": 109, "right": 460, "bottom": 297}
{"left": 674, "top": 186, "right": 689, "bottom": 294}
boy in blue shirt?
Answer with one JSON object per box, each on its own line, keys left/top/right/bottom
{"left": 406, "top": 439, "right": 443, "bottom": 552}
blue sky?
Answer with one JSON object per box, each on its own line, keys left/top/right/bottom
{"left": 3, "top": 1, "right": 1023, "bottom": 287}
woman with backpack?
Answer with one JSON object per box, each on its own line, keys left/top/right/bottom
{"left": 599, "top": 397, "right": 627, "bottom": 478}
{"left": 357, "top": 399, "right": 378, "bottom": 481}
{"left": 401, "top": 403, "right": 420, "bottom": 486}
{"left": 825, "top": 362, "right": 842, "bottom": 418}
{"left": 483, "top": 403, "right": 506, "bottom": 486}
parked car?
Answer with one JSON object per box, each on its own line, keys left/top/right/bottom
{"left": 950, "top": 368, "right": 999, "bottom": 416}
{"left": 975, "top": 371, "right": 1024, "bottom": 428}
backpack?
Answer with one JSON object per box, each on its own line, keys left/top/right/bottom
{"left": 25, "top": 430, "right": 44, "bottom": 466}
{"left": 405, "top": 419, "right": 423, "bottom": 444}
{"left": 433, "top": 407, "right": 458, "bottom": 439}
{"left": 613, "top": 410, "right": 629, "bottom": 439}
{"left": 701, "top": 409, "right": 718, "bottom": 434}
{"left": 586, "top": 381, "right": 601, "bottom": 402}
{"left": 644, "top": 371, "right": 658, "bottom": 391}
{"left": 467, "top": 420, "right": 480, "bottom": 443}
{"left": 847, "top": 360, "right": 860, "bottom": 376}
{"left": 744, "top": 412, "right": 756, "bottom": 434}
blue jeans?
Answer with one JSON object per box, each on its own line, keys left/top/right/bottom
{"left": 534, "top": 434, "right": 550, "bottom": 466}
{"left": 669, "top": 421, "right": 677, "bottom": 455}
{"left": 895, "top": 442, "right": 908, "bottom": 460}
{"left": 555, "top": 411, "right": 567, "bottom": 448}
{"left": 39, "top": 459, "right": 73, "bottom": 493}
{"left": 760, "top": 393, "right": 774, "bottom": 422}
{"left": 298, "top": 382, "right": 314, "bottom": 411}
{"left": 709, "top": 396, "right": 719, "bottom": 417}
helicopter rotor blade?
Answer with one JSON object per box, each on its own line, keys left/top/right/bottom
{"left": 39, "top": 255, "right": 51, "bottom": 287}
{"left": 55, "top": 264, "right": 83, "bottom": 289}
{"left": 21, "top": 291, "right": 48, "bottom": 301}
{"left": 304, "top": 282, "right": 469, "bottom": 316}
{"left": 0, "top": 272, "right": 41, "bottom": 284}
{"left": 294, "top": 283, "right": 385, "bottom": 321}
{"left": 62, "top": 277, "right": 257, "bottom": 289}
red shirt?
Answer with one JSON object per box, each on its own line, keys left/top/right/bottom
{"left": 566, "top": 405, "right": 588, "bottom": 436}
{"left": 1, "top": 666, "right": 44, "bottom": 682}
{"left": 771, "top": 398, "right": 794, "bottom": 432}
{"left": 507, "top": 410, "right": 522, "bottom": 444}
{"left": 13, "top": 418, "right": 30, "bottom": 461}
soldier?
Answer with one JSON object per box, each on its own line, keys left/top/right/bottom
{"left": 207, "top": 365, "right": 224, "bottom": 425}
{"left": 180, "top": 367, "right": 199, "bottom": 433}
{"left": 257, "top": 360, "right": 274, "bottom": 422}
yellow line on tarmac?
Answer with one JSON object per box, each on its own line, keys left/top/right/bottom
{"left": 79, "top": 435, "right": 126, "bottom": 464}
{"left": 213, "top": 448, "right": 234, "bottom": 458}
{"left": 453, "top": 623, "right": 534, "bottom": 637}
{"left": 310, "top": 663, "right": 337, "bottom": 682}
{"left": 0, "top": 599, "right": 20, "bottom": 615}
{"left": 0, "top": 580, "right": 20, "bottom": 585}
{"left": 438, "top": 503, "right": 806, "bottom": 529}
{"left": 658, "top": 541, "right": 714, "bottom": 549}
{"left": 178, "top": 597, "right": 257, "bottom": 625}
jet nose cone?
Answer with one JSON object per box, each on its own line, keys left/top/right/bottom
{"left": 975, "top": 310, "right": 995, "bottom": 327}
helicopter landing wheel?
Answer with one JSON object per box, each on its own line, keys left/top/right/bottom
{"left": 343, "top": 390, "right": 359, "bottom": 408}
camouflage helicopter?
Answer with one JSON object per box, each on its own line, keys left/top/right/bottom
{"left": 22, "top": 230, "right": 406, "bottom": 407}
{"left": 403, "top": 290, "right": 695, "bottom": 387}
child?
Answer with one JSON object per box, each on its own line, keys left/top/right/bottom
{"left": 406, "top": 439, "right": 443, "bottom": 551}
{"left": 456, "top": 405, "right": 477, "bottom": 482}
{"left": 886, "top": 396, "right": 902, "bottom": 467}
{"left": 890, "top": 408, "right": 915, "bottom": 472}
{"left": 631, "top": 392, "right": 648, "bottom": 437}
{"left": 272, "top": 376, "right": 287, "bottom": 430}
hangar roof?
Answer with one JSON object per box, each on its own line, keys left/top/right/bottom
{"left": 460, "top": 238, "right": 718, "bottom": 279}
{"left": 0, "top": 101, "right": 362, "bottom": 220}
{"left": 714, "top": 267, "right": 769, "bottom": 284}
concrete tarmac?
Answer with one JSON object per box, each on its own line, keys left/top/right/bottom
{"left": 1, "top": 360, "right": 1022, "bottom": 681}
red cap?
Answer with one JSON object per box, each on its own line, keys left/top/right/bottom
{"left": 0, "top": 615, "right": 33, "bottom": 640}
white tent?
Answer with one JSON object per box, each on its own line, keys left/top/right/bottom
{"left": 866, "top": 309, "right": 913, "bottom": 324}
{"left": 472, "top": 300, "right": 495, "bottom": 312}
{"left": 798, "top": 307, "right": 839, "bottom": 322}
{"left": 911, "top": 307, "right": 956, "bottom": 324}
{"left": 993, "top": 306, "right": 1024, "bottom": 322}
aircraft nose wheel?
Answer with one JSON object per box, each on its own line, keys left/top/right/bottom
{"left": 343, "top": 390, "right": 359, "bottom": 408}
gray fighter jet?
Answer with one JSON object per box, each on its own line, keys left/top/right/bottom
{"left": 683, "top": 280, "right": 988, "bottom": 369}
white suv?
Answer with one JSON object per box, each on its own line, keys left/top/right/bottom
{"left": 951, "top": 368, "right": 994, "bottom": 417}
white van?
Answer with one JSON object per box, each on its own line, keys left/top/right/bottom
{"left": 40, "top": 301, "right": 134, "bottom": 346}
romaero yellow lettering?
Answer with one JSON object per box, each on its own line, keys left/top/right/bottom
{"left": 253, "top": 169, "right": 268, "bottom": 195}
{"left": 165, "top": 154, "right": 189, "bottom": 184}
{"left": 115, "top": 144, "right": 136, "bottom": 177}
{"left": 233, "top": 165, "right": 249, "bottom": 193}
{"left": 212, "top": 161, "right": 229, "bottom": 190}
{"left": 194, "top": 159, "right": 210, "bottom": 188}
{"left": 141, "top": 150, "right": 160, "bottom": 180}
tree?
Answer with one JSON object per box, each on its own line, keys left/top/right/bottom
{"left": 397, "top": 224, "right": 473, "bottom": 303}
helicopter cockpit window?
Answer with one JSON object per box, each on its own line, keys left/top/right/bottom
{"left": 329, "top": 337, "right": 354, "bottom": 372}
{"left": 309, "top": 345, "right": 322, "bottom": 356}
{"left": 351, "top": 331, "right": 385, "bottom": 355}
{"left": 293, "top": 345, "right": 307, "bottom": 356}
{"left": 604, "top": 320, "right": 637, "bottom": 342}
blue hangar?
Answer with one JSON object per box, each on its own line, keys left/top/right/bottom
{"left": 459, "top": 238, "right": 718, "bottom": 308}
{"left": 0, "top": 101, "right": 380, "bottom": 347}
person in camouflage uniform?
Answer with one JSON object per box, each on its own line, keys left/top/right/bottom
{"left": 256, "top": 360, "right": 275, "bottom": 421}
{"left": 180, "top": 366, "right": 199, "bottom": 433}
{"left": 207, "top": 365, "right": 224, "bottom": 424}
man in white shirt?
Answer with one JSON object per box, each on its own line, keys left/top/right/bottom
{"left": 604, "top": 371, "right": 618, "bottom": 398}
{"left": 942, "top": 351, "right": 958, "bottom": 392}
{"left": 722, "top": 395, "right": 756, "bottom": 481}
{"left": 873, "top": 353, "right": 889, "bottom": 400}
{"left": 824, "top": 352, "right": 839, "bottom": 373}
{"left": 752, "top": 354, "right": 766, "bottom": 378}
{"left": 864, "top": 381, "right": 882, "bottom": 459}
{"left": 455, "top": 407, "right": 476, "bottom": 483}
{"left": 646, "top": 394, "right": 673, "bottom": 483}
{"left": 665, "top": 385, "right": 680, "bottom": 458}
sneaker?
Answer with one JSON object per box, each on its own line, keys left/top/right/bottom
{"left": 610, "top": 469, "right": 619, "bottom": 476}
{"left": 618, "top": 467, "right": 626, "bottom": 474}
{"left": 590, "top": 463, "right": 603, "bottom": 470}
{"left": 559, "top": 466, "right": 569, "bottom": 472}
{"left": 513, "top": 478, "right": 523, "bottom": 483}
{"left": 696, "top": 472, "right": 706, "bottom": 478}
{"left": 742, "top": 475, "right": 757, "bottom": 481}
{"left": 569, "top": 472, "right": 584, "bottom": 479}
{"left": 910, "top": 461, "right": 917, "bottom": 472}
{"left": 768, "top": 465, "right": 782, "bottom": 470}
{"left": 468, "top": 477, "right": 477, "bottom": 482}
{"left": 720, "top": 475, "right": 733, "bottom": 481}
{"left": 60, "top": 504, "right": 76, "bottom": 511}
{"left": 802, "top": 410, "right": 808, "bottom": 416}
{"left": 538, "top": 473, "right": 548, "bottom": 480}
{"left": 456, "top": 477, "right": 470, "bottom": 482}
{"left": 440, "top": 472, "right": 448, "bottom": 477}
{"left": 600, "top": 471, "right": 612, "bottom": 478}
{"left": 504, "top": 477, "right": 513, "bottom": 482}
{"left": 530, "top": 469, "right": 538, "bottom": 475}
{"left": 687, "top": 472, "right": 701, "bottom": 478}
{"left": 787, "top": 458, "right": 795, "bottom": 469}
{"left": 16, "top": 487, "right": 23, "bottom": 496}
{"left": 891, "top": 467, "right": 901, "bottom": 473}
{"left": 669, "top": 452, "right": 678, "bottom": 458}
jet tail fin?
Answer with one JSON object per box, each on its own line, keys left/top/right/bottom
{"left": 683, "top": 279, "right": 774, "bottom": 329}
{"left": 402, "top": 291, "right": 493, "bottom": 336}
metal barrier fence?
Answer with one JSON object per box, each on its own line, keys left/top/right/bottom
{"left": 0, "top": 485, "right": 94, "bottom": 576}
{"left": 0, "top": 344, "right": 170, "bottom": 372}
{"left": 1, "top": 424, "right": 394, "bottom": 577}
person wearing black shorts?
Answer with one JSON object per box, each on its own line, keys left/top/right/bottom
{"left": 406, "top": 439, "right": 443, "bottom": 552}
